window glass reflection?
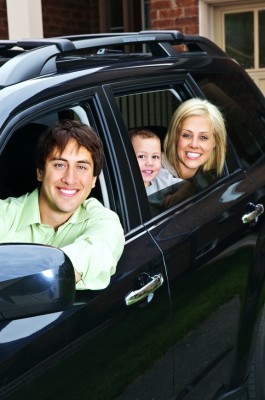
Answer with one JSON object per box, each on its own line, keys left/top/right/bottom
{"left": 259, "top": 10, "right": 265, "bottom": 68}
{"left": 110, "top": 0, "right": 123, "bottom": 32}
{"left": 225, "top": 11, "right": 254, "bottom": 69}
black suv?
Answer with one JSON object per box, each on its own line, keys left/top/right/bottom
{"left": 0, "top": 31, "right": 265, "bottom": 400}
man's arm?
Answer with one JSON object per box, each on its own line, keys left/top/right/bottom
{"left": 62, "top": 202, "right": 125, "bottom": 290}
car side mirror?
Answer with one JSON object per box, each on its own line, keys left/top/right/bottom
{"left": 0, "top": 243, "right": 75, "bottom": 321}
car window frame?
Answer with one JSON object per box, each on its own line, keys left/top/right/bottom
{"left": 0, "top": 88, "right": 146, "bottom": 234}
{"left": 108, "top": 74, "right": 243, "bottom": 222}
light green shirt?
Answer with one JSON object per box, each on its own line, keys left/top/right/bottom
{"left": 0, "top": 189, "right": 125, "bottom": 290}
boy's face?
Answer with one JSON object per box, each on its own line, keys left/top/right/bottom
{"left": 131, "top": 135, "right": 161, "bottom": 187}
{"left": 37, "top": 138, "right": 97, "bottom": 227}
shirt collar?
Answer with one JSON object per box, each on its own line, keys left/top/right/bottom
{"left": 18, "top": 188, "right": 90, "bottom": 230}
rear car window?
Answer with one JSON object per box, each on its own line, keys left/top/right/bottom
{"left": 193, "top": 72, "right": 265, "bottom": 168}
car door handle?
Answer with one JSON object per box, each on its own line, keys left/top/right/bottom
{"left": 242, "top": 203, "right": 264, "bottom": 224}
{"left": 125, "top": 273, "right": 164, "bottom": 306}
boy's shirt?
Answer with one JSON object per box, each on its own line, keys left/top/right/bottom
{"left": 146, "top": 168, "right": 182, "bottom": 196}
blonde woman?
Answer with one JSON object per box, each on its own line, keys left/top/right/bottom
{"left": 163, "top": 98, "right": 227, "bottom": 180}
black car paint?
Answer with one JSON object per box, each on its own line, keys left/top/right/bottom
{"left": 0, "top": 244, "right": 75, "bottom": 321}
{"left": 0, "top": 34, "right": 265, "bottom": 400}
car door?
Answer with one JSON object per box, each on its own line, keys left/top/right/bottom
{"left": 145, "top": 168, "right": 264, "bottom": 400}
{"left": 0, "top": 89, "right": 175, "bottom": 400}
{"left": 110, "top": 76, "right": 265, "bottom": 399}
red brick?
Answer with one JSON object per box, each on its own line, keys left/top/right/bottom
{"left": 184, "top": 6, "right": 199, "bottom": 17}
{"left": 0, "top": 0, "right": 199, "bottom": 40}
{"left": 185, "top": 25, "right": 199, "bottom": 34}
{"left": 151, "top": 0, "right": 173, "bottom": 9}
{"left": 160, "top": 9, "right": 184, "bottom": 19}
{"left": 150, "top": 10, "right": 158, "bottom": 20}
{"left": 176, "top": 16, "right": 199, "bottom": 34}
{"left": 175, "top": 0, "right": 197, "bottom": 7}
{"left": 178, "top": 16, "right": 198, "bottom": 26}
{"left": 153, "top": 19, "right": 179, "bottom": 30}
{"left": 42, "top": 0, "right": 94, "bottom": 37}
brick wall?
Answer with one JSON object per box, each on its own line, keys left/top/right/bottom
{"left": 0, "top": 0, "right": 8, "bottom": 39}
{"left": 0, "top": 0, "right": 199, "bottom": 40}
{"left": 42, "top": 0, "right": 100, "bottom": 37}
{"left": 150, "top": 0, "right": 199, "bottom": 34}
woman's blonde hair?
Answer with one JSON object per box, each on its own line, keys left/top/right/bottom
{"left": 164, "top": 98, "right": 227, "bottom": 177}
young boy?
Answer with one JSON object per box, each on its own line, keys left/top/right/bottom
{"left": 129, "top": 128, "right": 182, "bottom": 195}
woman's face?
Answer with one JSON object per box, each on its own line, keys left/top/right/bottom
{"left": 176, "top": 115, "right": 215, "bottom": 179}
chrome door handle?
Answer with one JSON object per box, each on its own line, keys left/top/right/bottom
{"left": 125, "top": 273, "right": 164, "bottom": 306}
{"left": 242, "top": 203, "right": 264, "bottom": 224}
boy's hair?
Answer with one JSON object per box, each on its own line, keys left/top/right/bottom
{"left": 36, "top": 119, "right": 104, "bottom": 176}
{"left": 129, "top": 128, "right": 161, "bottom": 142}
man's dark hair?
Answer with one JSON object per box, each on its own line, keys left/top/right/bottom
{"left": 36, "top": 119, "right": 104, "bottom": 176}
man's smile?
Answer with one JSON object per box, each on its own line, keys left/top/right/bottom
{"left": 58, "top": 188, "right": 79, "bottom": 196}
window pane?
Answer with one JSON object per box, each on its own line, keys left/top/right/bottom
{"left": 259, "top": 10, "right": 265, "bottom": 68}
{"left": 144, "top": 0, "right": 151, "bottom": 29}
{"left": 193, "top": 72, "right": 265, "bottom": 168}
{"left": 225, "top": 12, "right": 254, "bottom": 69}
{"left": 115, "top": 90, "right": 180, "bottom": 128}
{"left": 110, "top": 0, "right": 123, "bottom": 32}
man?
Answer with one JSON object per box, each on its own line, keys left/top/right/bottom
{"left": 0, "top": 119, "right": 125, "bottom": 290}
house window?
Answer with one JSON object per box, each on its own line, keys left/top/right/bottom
{"left": 259, "top": 10, "right": 265, "bottom": 68}
{"left": 223, "top": 7, "right": 265, "bottom": 70}
{"left": 202, "top": 1, "right": 265, "bottom": 95}
{"left": 110, "top": 0, "right": 124, "bottom": 32}
{"left": 99, "top": 0, "right": 148, "bottom": 32}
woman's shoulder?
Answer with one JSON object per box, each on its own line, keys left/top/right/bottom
{"left": 161, "top": 153, "right": 178, "bottom": 177}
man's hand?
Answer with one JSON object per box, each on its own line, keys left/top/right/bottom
{"left": 74, "top": 269, "right": 82, "bottom": 283}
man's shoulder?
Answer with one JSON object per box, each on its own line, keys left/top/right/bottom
{"left": 82, "top": 197, "right": 120, "bottom": 220}
{"left": 0, "top": 192, "right": 29, "bottom": 210}
{"left": 82, "top": 197, "right": 104, "bottom": 209}
{"left": 0, "top": 193, "right": 32, "bottom": 224}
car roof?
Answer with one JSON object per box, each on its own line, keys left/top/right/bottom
{"left": 0, "top": 30, "right": 228, "bottom": 88}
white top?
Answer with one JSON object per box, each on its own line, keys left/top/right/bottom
{"left": 161, "top": 153, "right": 179, "bottom": 177}
{"left": 146, "top": 168, "right": 182, "bottom": 196}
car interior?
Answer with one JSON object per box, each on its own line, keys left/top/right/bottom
{"left": 0, "top": 94, "right": 235, "bottom": 218}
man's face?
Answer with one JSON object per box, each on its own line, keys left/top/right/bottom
{"left": 37, "top": 138, "right": 97, "bottom": 227}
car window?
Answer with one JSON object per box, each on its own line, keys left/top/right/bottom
{"left": 148, "top": 169, "right": 219, "bottom": 216}
{"left": 116, "top": 88, "right": 182, "bottom": 215}
{"left": 115, "top": 86, "right": 240, "bottom": 218}
{"left": 116, "top": 89, "right": 181, "bottom": 135}
{"left": 0, "top": 106, "right": 107, "bottom": 206}
{"left": 0, "top": 122, "right": 47, "bottom": 199}
{"left": 193, "top": 72, "right": 265, "bottom": 168}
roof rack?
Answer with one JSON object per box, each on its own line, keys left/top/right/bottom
{"left": 0, "top": 30, "right": 226, "bottom": 87}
